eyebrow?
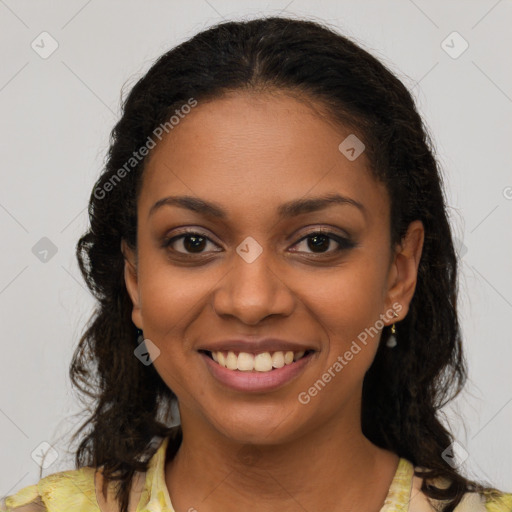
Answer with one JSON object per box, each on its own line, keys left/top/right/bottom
{"left": 148, "top": 193, "right": 365, "bottom": 220}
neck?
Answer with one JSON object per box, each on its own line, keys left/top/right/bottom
{"left": 165, "top": 401, "right": 399, "bottom": 512}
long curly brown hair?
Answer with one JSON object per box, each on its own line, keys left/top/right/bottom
{"left": 70, "top": 16, "right": 505, "bottom": 512}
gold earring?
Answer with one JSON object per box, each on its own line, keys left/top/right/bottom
{"left": 386, "top": 310, "right": 399, "bottom": 348}
{"left": 386, "top": 323, "right": 397, "bottom": 348}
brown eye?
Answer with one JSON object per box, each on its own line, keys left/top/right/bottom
{"left": 291, "top": 231, "right": 355, "bottom": 255}
{"left": 163, "top": 232, "right": 219, "bottom": 255}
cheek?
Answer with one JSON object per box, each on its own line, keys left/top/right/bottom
{"left": 298, "top": 269, "right": 387, "bottom": 408}
{"left": 135, "top": 256, "right": 211, "bottom": 392}
{"left": 138, "top": 252, "right": 209, "bottom": 334}
{"left": 298, "top": 257, "right": 390, "bottom": 390}
{"left": 302, "top": 260, "right": 388, "bottom": 337}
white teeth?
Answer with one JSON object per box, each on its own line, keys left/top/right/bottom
{"left": 209, "top": 349, "right": 308, "bottom": 372}
{"left": 271, "top": 351, "right": 285, "bottom": 368}
{"left": 237, "top": 352, "right": 254, "bottom": 371}
{"left": 254, "top": 352, "right": 273, "bottom": 372}
{"left": 293, "top": 350, "right": 305, "bottom": 362}
{"left": 226, "top": 351, "right": 238, "bottom": 370}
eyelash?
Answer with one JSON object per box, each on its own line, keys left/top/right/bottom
{"left": 161, "top": 228, "right": 356, "bottom": 258}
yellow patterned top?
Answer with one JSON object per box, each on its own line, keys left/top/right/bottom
{"left": 2, "top": 436, "right": 511, "bottom": 512}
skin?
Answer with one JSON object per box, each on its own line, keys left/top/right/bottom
{"left": 122, "top": 90, "right": 424, "bottom": 512}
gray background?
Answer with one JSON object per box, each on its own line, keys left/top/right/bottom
{"left": 1, "top": 0, "right": 511, "bottom": 498}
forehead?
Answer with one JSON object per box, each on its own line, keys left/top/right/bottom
{"left": 139, "top": 91, "right": 388, "bottom": 222}
{"left": 145, "top": 90, "right": 360, "bottom": 172}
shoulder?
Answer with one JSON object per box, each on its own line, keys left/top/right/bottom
{"left": 1, "top": 466, "right": 98, "bottom": 512}
{"left": 479, "top": 491, "right": 512, "bottom": 512}
{"left": 450, "top": 490, "right": 512, "bottom": 512}
{"left": 1, "top": 465, "right": 149, "bottom": 512}
{"left": 409, "top": 470, "right": 512, "bottom": 512}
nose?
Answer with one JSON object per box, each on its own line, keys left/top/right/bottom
{"left": 211, "top": 243, "right": 295, "bottom": 325}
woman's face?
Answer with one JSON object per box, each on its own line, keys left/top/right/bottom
{"left": 123, "top": 91, "right": 423, "bottom": 445}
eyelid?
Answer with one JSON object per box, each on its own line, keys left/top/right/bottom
{"left": 292, "top": 225, "right": 351, "bottom": 241}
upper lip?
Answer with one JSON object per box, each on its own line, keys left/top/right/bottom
{"left": 199, "top": 337, "right": 315, "bottom": 354}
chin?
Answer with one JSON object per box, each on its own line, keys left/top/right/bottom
{"left": 202, "top": 401, "right": 309, "bottom": 446}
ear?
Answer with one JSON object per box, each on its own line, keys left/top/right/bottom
{"left": 384, "top": 220, "right": 424, "bottom": 320}
{"left": 121, "top": 238, "right": 143, "bottom": 330}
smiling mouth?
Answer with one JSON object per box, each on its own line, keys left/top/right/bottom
{"left": 200, "top": 349, "right": 314, "bottom": 373}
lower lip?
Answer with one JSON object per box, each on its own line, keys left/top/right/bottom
{"left": 201, "top": 352, "right": 314, "bottom": 393}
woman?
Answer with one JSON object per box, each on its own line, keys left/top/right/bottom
{"left": 2, "top": 16, "right": 510, "bottom": 512}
